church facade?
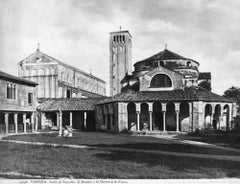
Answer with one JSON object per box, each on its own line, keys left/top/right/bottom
{"left": 18, "top": 47, "right": 106, "bottom": 101}
{"left": 95, "top": 30, "right": 236, "bottom": 133}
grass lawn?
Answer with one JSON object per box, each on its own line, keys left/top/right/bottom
{"left": 1, "top": 131, "right": 240, "bottom": 179}
{"left": 177, "top": 131, "right": 240, "bottom": 149}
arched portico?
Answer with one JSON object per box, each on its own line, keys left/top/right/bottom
{"left": 153, "top": 102, "right": 163, "bottom": 130}
{"left": 140, "top": 103, "right": 149, "bottom": 130}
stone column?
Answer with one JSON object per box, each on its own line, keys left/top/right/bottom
{"left": 189, "top": 102, "right": 193, "bottom": 131}
{"left": 136, "top": 112, "right": 140, "bottom": 131}
{"left": 176, "top": 111, "right": 180, "bottom": 132}
{"left": 31, "top": 113, "right": 34, "bottom": 132}
{"left": 149, "top": 111, "right": 153, "bottom": 131}
{"left": 14, "top": 113, "right": 18, "bottom": 133}
{"left": 148, "top": 102, "right": 153, "bottom": 131}
{"left": 175, "top": 103, "right": 180, "bottom": 132}
{"left": 84, "top": 112, "right": 87, "bottom": 129}
{"left": 23, "top": 114, "right": 27, "bottom": 134}
{"left": 58, "top": 111, "right": 62, "bottom": 136}
{"left": 35, "top": 115, "right": 39, "bottom": 131}
{"left": 70, "top": 112, "right": 72, "bottom": 127}
{"left": 136, "top": 103, "right": 140, "bottom": 131}
{"left": 4, "top": 113, "right": 9, "bottom": 134}
{"left": 162, "top": 103, "right": 167, "bottom": 132}
{"left": 56, "top": 112, "right": 60, "bottom": 127}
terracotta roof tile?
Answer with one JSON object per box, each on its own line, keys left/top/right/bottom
{"left": 97, "top": 87, "right": 233, "bottom": 105}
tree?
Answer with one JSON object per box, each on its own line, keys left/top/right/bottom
{"left": 223, "top": 86, "right": 240, "bottom": 114}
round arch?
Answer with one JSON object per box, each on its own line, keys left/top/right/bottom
{"left": 150, "top": 74, "right": 172, "bottom": 88}
{"left": 180, "top": 102, "right": 190, "bottom": 132}
{"left": 205, "top": 104, "right": 213, "bottom": 128}
{"left": 153, "top": 102, "right": 163, "bottom": 130}
{"left": 223, "top": 105, "right": 230, "bottom": 130}
{"left": 213, "top": 104, "right": 221, "bottom": 130}
{"left": 127, "top": 103, "right": 137, "bottom": 131}
{"left": 166, "top": 102, "right": 176, "bottom": 131}
{"left": 140, "top": 103, "right": 149, "bottom": 130}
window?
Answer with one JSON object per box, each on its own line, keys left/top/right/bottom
{"left": 187, "top": 61, "right": 192, "bottom": 67}
{"left": 28, "top": 93, "right": 33, "bottom": 104}
{"left": 7, "top": 83, "right": 16, "bottom": 99}
{"left": 150, "top": 74, "right": 172, "bottom": 88}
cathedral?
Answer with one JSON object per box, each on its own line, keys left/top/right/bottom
{"left": 94, "top": 30, "right": 236, "bottom": 133}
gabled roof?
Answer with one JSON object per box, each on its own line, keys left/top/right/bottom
{"left": 0, "top": 70, "right": 38, "bottom": 86}
{"left": 37, "top": 98, "right": 104, "bottom": 112}
{"left": 19, "top": 50, "right": 106, "bottom": 83}
{"left": 96, "top": 87, "right": 233, "bottom": 105}
{"left": 134, "top": 49, "right": 199, "bottom": 66}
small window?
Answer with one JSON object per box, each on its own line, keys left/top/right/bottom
{"left": 28, "top": 93, "right": 33, "bottom": 104}
{"left": 7, "top": 83, "right": 16, "bottom": 99}
{"left": 187, "top": 61, "right": 192, "bottom": 67}
{"left": 160, "top": 61, "right": 164, "bottom": 67}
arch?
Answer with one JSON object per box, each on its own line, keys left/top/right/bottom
{"left": 166, "top": 102, "right": 176, "bottom": 131}
{"left": 66, "top": 89, "right": 71, "bottom": 99}
{"left": 127, "top": 103, "right": 137, "bottom": 131}
{"left": 105, "top": 106, "right": 111, "bottom": 130}
{"left": 51, "top": 68, "right": 55, "bottom": 75}
{"left": 187, "top": 61, "right": 192, "bottom": 67}
{"left": 213, "top": 104, "right": 221, "bottom": 130}
{"left": 150, "top": 74, "right": 172, "bottom": 88}
{"left": 32, "top": 69, "right": 37, "bottom": 76}
{"left": 140, "top": 103, "right": 149, "bottom": 130}
{"left": 153, "top": 102, "right": 163, "bottom": 130}
{"left": 223, "top": 105, "right": 230, "bottom": 130}
{"left": 45, "top": 68, "right": 50, "bottom": 75}
{"left": 205, "top": 104, "right": 213, "bottom": 128}
{"left": 39, "top": 68, "right": 45, "bottom": 76}
{"left": 180, "top": 102, "right": 190, "bottom": 131}
{"left": 8, "top": 113, "right": 15, "bottom": 133}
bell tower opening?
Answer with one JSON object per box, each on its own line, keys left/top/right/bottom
{"left": 109, "top": 29, "right": 132, "bottom": 96}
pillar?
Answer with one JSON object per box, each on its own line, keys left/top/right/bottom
{"left": 149, "top": 111, "right": 153, "bottom": 131}
{"left": 14, "top": 113, "right": 18, "bottom": 133}
{"left": 56, "top": 112, "right": 60, "bottom": 127}
{"left": 148, "top": 102, "right": 153, "bottom": 131}
{"left": 4, "top": 113, "right": 9, "bottom": 134}
{"left": 163, "top": 111, "right": 166, "bottom": 132}
{"left": 84, "top": 112, "right": 87, "bottom": 129}
{"left": 31, "top": 113, "right": 34, "bottom": 132}
{"left": 176, "top": 111, "right": 180, "bottom": 132}
{"left": 70, "top": 112, "right": 72, "bottom": 127}
{"left": 162, "top": 103, "right": 167, "bottom": 132}
{"left": 136, "top": 103, "right": 140, "bottom": 131}
{"left": 58, "top": 111, "right": 62, "bottom": 136}
{"left": 35, "top": 115, "right": 39, "bottom": 131}
{"left": 189, "top": 102, "right": 193, "bottom": 132}
{"left": 136, "top": 112, "right": 140, "bottom": 131}
{"left": 23, "top": 114, "right": 27, "bottom": 134}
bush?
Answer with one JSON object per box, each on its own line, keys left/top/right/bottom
{"left": 231, "top": 115, "right": 240, "bottom": 130}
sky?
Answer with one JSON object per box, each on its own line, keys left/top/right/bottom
{"left": 1, "top": 0, "right": 240, "bottom": 95}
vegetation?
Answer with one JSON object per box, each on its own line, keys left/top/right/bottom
{"left": 1, "top": 131, "right": 240, "bottom": 179}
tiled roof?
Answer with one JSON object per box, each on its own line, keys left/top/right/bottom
{"left": 37, "top": 98, "right": 104, "bottom": 112}
{"left": 97, "top": 87, "right": 234, "bottom": 105}
{"left": 134, "top": 49, "right": 199, "bottom": 66}
{"left": 199, "top": 72, "right": 211, "bottom": 80}
{"left": 0, "top": 70, "right": 38, "bottom": 86}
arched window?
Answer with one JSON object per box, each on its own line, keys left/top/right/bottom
{"left": 187, "top": 61, "right": 192, "bottom": 67}
{"left": 160, "top": 61, "right": 164, "bottom": 67}
{"left": 150, "top": 74, "right": 172, "bottom": 88}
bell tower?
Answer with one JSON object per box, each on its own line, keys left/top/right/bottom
{"left": 109, "top": 29, "right": 132, "bottom": 96}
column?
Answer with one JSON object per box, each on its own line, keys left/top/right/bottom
{"left": 163, "top": 111, "right": 166, "bottom": 132}
{"left": 136, "top": 112, "right": 140, "bottom": 131}
{"left": 148, "top": 102, "right": 153, "bottom": 131}
{"left": 56, "top": 112, "right": 60, "bottom": 127}
{"left": 70, "top": 112, "right": 72, "bottom": 127}
{"left": 149, "top": 111, "right": 153, "bottom": 131}
{"left": 31, "top": 113, "right": 34, "bottom": 132}
{"left": 4, "top": 113, "right": 9, "bottom": 134}
{"left": 23, "top": 114, "right": 27, "bottom": 134}
{"left": 176, "top": 111, "right": 180, "bottom": 132}
{"left": 58, "top": 111, "right": 62, "bottom": 136}
{"left": 35, "top": 115, "right": 39, "bottom": 131}
{"left": 136, "top": 103, "right": 140, "bottom": 131}
{"left": 189, "top": 102, "right": 193, "bottom": 131}
{"left": 14, "top": 113, "right": 18, "bottom": 133}
{"left": 84, "top": 112, "right": 87, "bottom": 129}
{"left": 52, "top": 75, "right": 55, "bottom": 98}
{"left": 162, "top": 103, "right": 167, "bottom": 132}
